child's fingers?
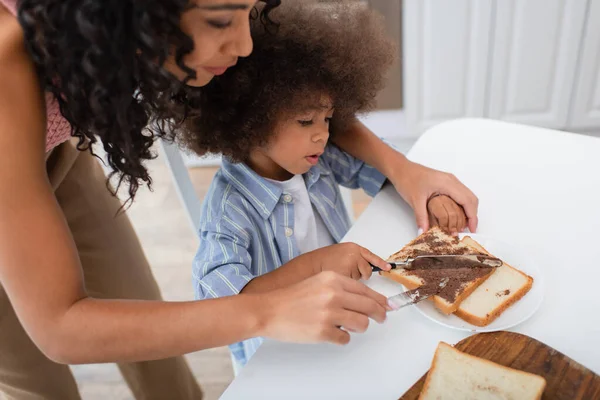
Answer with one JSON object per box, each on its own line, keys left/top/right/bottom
{"left": 441, "top": 201, "right": 459, "bottom": 233}
{"left": 455, "top": 202, "right": 467, "bottom": 231}
{"left": 359, "top": 247, "right": 391, "bottom": 272}
{"left": 448, "top": 199, "right": 467, "bottom": 232}
{"left": 434, "top": 202, "right": 450, "bottom": 228}
{"left": 447, "top": 199, "right": 467, "bottom": 234}
{"left": 357, "top": 259, "right": 373, "bottom": 280}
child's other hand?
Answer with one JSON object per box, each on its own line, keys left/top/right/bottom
{"left": 427, "top": 194, "right": 467, "bottom": 235}
{"left": 312, "top": 243, "right": 391, "bottom": 281}
{"left": 389, "top": 160, "right": 478, "bottom": 233}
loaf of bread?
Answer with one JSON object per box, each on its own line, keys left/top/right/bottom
{"left": 419, "top": 342, "right": 546, "bottom": 400}
{"left": 382, "top": 227, "right": 495, "bottom": 314}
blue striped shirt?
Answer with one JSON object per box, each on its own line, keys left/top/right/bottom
{"left": 192, "top": 143, "right": 387, "bottom": 366}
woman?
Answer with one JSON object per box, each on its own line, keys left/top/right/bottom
{"left": 0, "top": 0, "right": 479, "bottom": 399}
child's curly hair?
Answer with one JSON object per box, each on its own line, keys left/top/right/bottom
{"left": 180, "top": 1, "right": 396, "bottom": 162}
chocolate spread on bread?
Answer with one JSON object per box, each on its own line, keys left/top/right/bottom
{"left": 406, "top": 267, "right": 492, "bottom": 302}
{"left": 399, "top": 230, "right": 493, "bottom": 303}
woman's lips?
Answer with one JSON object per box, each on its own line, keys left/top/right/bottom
{"left": 203, "top": 66, "right": 230, "bottom": 76}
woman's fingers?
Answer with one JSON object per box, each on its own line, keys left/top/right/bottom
{"left": 444, "top": 177, "right": 479, "bottom": 232}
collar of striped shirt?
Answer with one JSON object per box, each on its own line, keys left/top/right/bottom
{"left": 220, "top": 157, "right": 331, "bottom": 219}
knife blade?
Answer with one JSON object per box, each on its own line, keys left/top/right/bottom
{"left": 372, "top": 254, "right": 502, "bottom": 272}
{"left": 387, "top": 278, "right": 450, "bottom": 310}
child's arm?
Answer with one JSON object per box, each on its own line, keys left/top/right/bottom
{"left": 193, "top": 219, "right": 256, "bottom": 300}
{"left": 194, "top": 212, "right": 390, "bottom": 299}
{"left": 242, "top": 243, "right": 390, "bottom": 294}
{"left": 332, "top": 119, "right": 479, "bottom": 233}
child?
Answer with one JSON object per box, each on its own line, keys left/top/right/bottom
{"left": 182, "top": 2, "right": 468, "bottom": 367}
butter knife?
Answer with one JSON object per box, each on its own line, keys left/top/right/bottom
{"left": 371, "top": 254, "right": 502, "bottom": 272}
{"left": 387, "top": 278, "right": 449, "bottom": 311}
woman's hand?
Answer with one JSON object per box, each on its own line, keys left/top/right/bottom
{"left": 427, "top": 194, "right": 467, "bottom": 234}
{"left": 389, "top": 160, "right": 479, "bottom": 233}
{"left": 329, "top": 121, "right": 478, "bottom": 234}
{"left": 257, "top": 271, "right": 389, "bottom": 345}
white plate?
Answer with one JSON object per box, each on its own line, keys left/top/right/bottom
{"left": 407, "top": 233, "right": 544, "bottom": 332}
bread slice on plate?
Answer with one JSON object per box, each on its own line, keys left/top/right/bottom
{"left": 381, "top": 227, "right": 495, "bottom": 314}
{"left": 454, "top": 236, "right": 534, "bottom": 326}
{"left": 419, "top": 342, "right": 546, "bottom": 400}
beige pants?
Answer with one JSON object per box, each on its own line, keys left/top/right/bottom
{"left": 0, "top": 140, "right": 203, "bottom": 399}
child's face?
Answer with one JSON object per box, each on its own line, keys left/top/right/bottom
{"left": 249, "top": 96, "right": 334, "bottom": 181}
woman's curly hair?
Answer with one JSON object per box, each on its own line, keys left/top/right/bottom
{"left": 16, "top": 0, "right": 279, "bottom": 202}
{"left": 180, "top": 1, "right": 396, "bottom": 162}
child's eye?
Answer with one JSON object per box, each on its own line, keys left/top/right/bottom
{"left": 298, "top": 120, "right": 313, "bottom": 127}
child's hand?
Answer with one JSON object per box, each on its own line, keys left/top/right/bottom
{"left": 427, "top": 194, "right": 467, "bottom": 235}
{"left": 311, "top": 243, "right": 391, "bottom": 281}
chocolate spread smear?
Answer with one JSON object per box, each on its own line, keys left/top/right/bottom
{"left": 411, "top": 282, "right": 447, "bottom": 299}
{"left": 406, "top": 267, "right": 492, "bottom": 303}
{"left": 399, "top": 229, "right": 493, "bottom": 303}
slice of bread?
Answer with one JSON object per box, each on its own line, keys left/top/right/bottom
{"left": 454, "top": 236, "right": 534, "bottom": 326}
{"left": 419, "top": 342, "right": 546, "bottom": 400}
{"left": 381, "top": 227, "right": 495, "bottom": 314}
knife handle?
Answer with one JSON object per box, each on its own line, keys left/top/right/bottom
{"left": 370, "top": 262, "right": 398, "bottom": 272}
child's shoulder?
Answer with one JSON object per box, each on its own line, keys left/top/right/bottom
{"left": 200, "top": 167, "right": 256, "bottom": 224}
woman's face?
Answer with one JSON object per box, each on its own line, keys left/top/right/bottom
{"left": 164, "top": 0, "right": 257, "bottom": 87}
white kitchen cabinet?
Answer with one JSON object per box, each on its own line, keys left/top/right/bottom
{"left": 568, "top": 0, "right": 600, "bottom": 130}
{"left": 403, "top": 0, "right": 494, "bottom": 135}
{"left": 487, "top": 0, "right": 587, "bottom": 128}
{"left": 404, "top": 0, "right": 600, "bottom": 135}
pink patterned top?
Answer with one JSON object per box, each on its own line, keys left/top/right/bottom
{"left": 2, "top": 0, "right": 72, "bottom": 152}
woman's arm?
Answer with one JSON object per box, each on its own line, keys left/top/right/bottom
{"left": 332, "top": 119, "right": 411, "bottom": 181}
{"left": 0, "top": 12, "right": 387, "bottom": 364}
{"left": 333, "top": 119, "right": 479, "bottom": 232}
{"left": 0, "top": 12, "right": 266, "bottom": 363}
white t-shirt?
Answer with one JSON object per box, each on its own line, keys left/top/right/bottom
{"left": 266, "top": 174, "right": 335, "bottom": 254}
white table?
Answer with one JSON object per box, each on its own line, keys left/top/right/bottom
{"left": 219, "top": 118, "right": 600, "bottom": 400}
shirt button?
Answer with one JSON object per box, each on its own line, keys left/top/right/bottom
{"left": 283, "top": 194, "right": 293, "bottom": 203}
{"left": 285, "top": 227, "right": 294, "bottom": 237}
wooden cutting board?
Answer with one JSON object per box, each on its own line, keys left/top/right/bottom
{"left": 400, "top": 331, "right": 600, "bottom": 399}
